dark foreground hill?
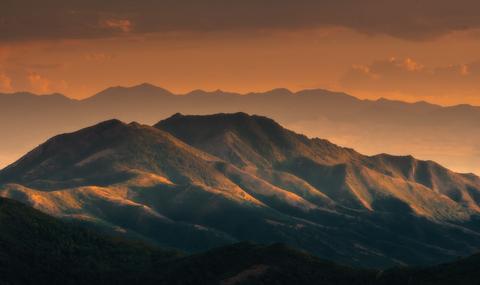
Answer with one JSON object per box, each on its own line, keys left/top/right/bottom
{"left": 1, "top": 113, "right": 480, "bottom": 268}
{"left": 1, "top": 196, "right": 480, "bottom": 285}
{"left": 0, "top": 197, "right": 180, "bottom": 284}
{"left": 141, "top": 242, "right": 480, "bottom": 285}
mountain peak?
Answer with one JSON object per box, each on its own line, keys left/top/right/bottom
{"left": 96, "top": 118, "right": 126, "bottom": 127}
{"left": 184, "top": 89, "right": 241, "bottom": 97}
{"left": 3, "top": 113, "right": 480, "bottom": 268}
{"left": 161, "top": 112, "right": 267, "bottom": 124}
{"left": 158, "top": 112, "right": 281, "bottom": 137}
{"left": 268, "top": 88, "right": 293, "bottom": 94}
{"left": 0, "top": 91, "right": 73, "bottom": 101}
{"left": 156, "top": 112, "right": 345, "bottom": 169}
{"left": 157, "top": 112, "right": 281, "bottom": 146}
{"left": 86, "top": 83, "right": 173, "bottom": 101}
{"left": 136, "top": 82, "right": 159, "bottom": 88}
{"left": 248, "top": 88, "right": 292, "bottom": 97}
{"left": 168, "top": 112, "right": 184, "bottom": 119}
{"left": 128, "top": 82, "right": 173, "bottom": 93}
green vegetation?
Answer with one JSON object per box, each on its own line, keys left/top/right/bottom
{"left": 0, "top": 198, "right": 181, "bottom": 284}
{"left": 1, "top": 196, "right": 480, "bottom": 284}
{"left": 2, "top": 114, "right": 480, "bottom": 269}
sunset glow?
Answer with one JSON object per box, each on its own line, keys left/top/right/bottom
{"left": 1, "top": 1, "right": 480, "bottom": 105}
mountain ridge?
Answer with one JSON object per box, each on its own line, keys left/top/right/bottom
{"left": 156, "top": 113, "right": 480, "bottom": 218}
{"left": 4, "top": 83, "right": 479, "bottom": 111}
{"left": 0, "top": 83, "right": 461, "bottom": 107}
{"left": 2, "top": 113, "right": 480, "bottom": 268}
{"left": 2, "top": 83, "right": 480, "bottom": 175}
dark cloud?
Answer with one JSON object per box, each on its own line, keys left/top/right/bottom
{"left": 2, "top": 0, "right": 480, "bottom": 42}
{"left": 340, "top": 57, "right": 480, "bottom": 96}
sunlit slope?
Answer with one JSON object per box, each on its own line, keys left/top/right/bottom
{"left": 1, "top": 114, "right": 480, "bottom": 267}
{"left": 156, "top": 113, "right": 480, "bottom": 221}
{"left": 2, "top": 196, "right": 479, "bottom": 285}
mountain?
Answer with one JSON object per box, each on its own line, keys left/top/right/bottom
{"left": 0, "top": 195, "right": 368, "bottom": 285}
{"left": 0, "top": 119, "right": 240, "bottom": 252}
{"left": 3, "top": 198, "right": 480, "bottom": 285}
{"left": 153, "top": 242, "right": 375, "bottom": 285}
{"left": 1, "top": 84, "right": 480, "bottom": 175}
{"left": 1, "top": 113, "right": 480, "bottom": 268}
{"left": 136, "top": 242, "right": 480, "bottom": 285}
{"left": 376, "top": 252, "right": 480, "bottom": 285}
{"left": 156, "top": 113, "right": 480, "bottom": 219}
{"left": 0, "top": 197, "right": 181, "bottom": 284}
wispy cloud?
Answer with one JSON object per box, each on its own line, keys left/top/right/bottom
{"left": 340, "top": 57, "right": 480, "bottom": 98}
{"left": 27, "top": 71, "right": 68, "bottom": 94}
{"left": 27, "top": 72, "right": 51, "bottom": 93}
{"left": 84, "top": 52, "right": 114, "bottom": 62}
{"left": 101, "top": 19, "right": 133, "bottom": 33}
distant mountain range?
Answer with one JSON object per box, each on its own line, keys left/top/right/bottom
{"left": 2, "top": 195, "right": 480, "bottom": 284}
{"left": 1, "top": 113, "right": 480, "bottom": 268}
{"left": 1, "top": 83, "right": 479, "bottom": 174}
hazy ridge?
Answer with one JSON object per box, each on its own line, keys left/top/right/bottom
{"left": 1, "top": 83, "right": 479, "bottom": 174}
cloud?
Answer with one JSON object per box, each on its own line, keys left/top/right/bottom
{"left": 27, "top": 63, "right": 65, "bottom": 70}
{"left": 340, "top": 57, "right": 480, "bottom": 98}
{"left": 84, "top": 52, "right": 114, "bottom": 62}
{"left": 0, "top": 72, "right": 12, "bottom": 92}
{"left": 27, "top": 72, "right": 51, "bottom": 93}
{"left": 2, "top": 0, "right": 480, "bottom": 42}
{"left": 27, "top": 71, "right": 69, "bottom": 94}
{"left": 101, "top": 19, "right": 133, "bottom": 33}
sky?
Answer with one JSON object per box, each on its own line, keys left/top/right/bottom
{"left": 2, "top": 0, "right": 480, "bottom": 105}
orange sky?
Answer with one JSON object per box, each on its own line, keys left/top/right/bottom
{"left": 1, "top": 1, "right": 480, "bottom": 105}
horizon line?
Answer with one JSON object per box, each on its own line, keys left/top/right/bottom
{"left": 0, "top": 82, "right": 477, "bottom": 108}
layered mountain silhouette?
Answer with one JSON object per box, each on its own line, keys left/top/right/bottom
{"left": 1, "top": 84, "right": 480, "bottom": 175}
{"left": 1, "top": 113, "right": 480, "bottom": 268}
